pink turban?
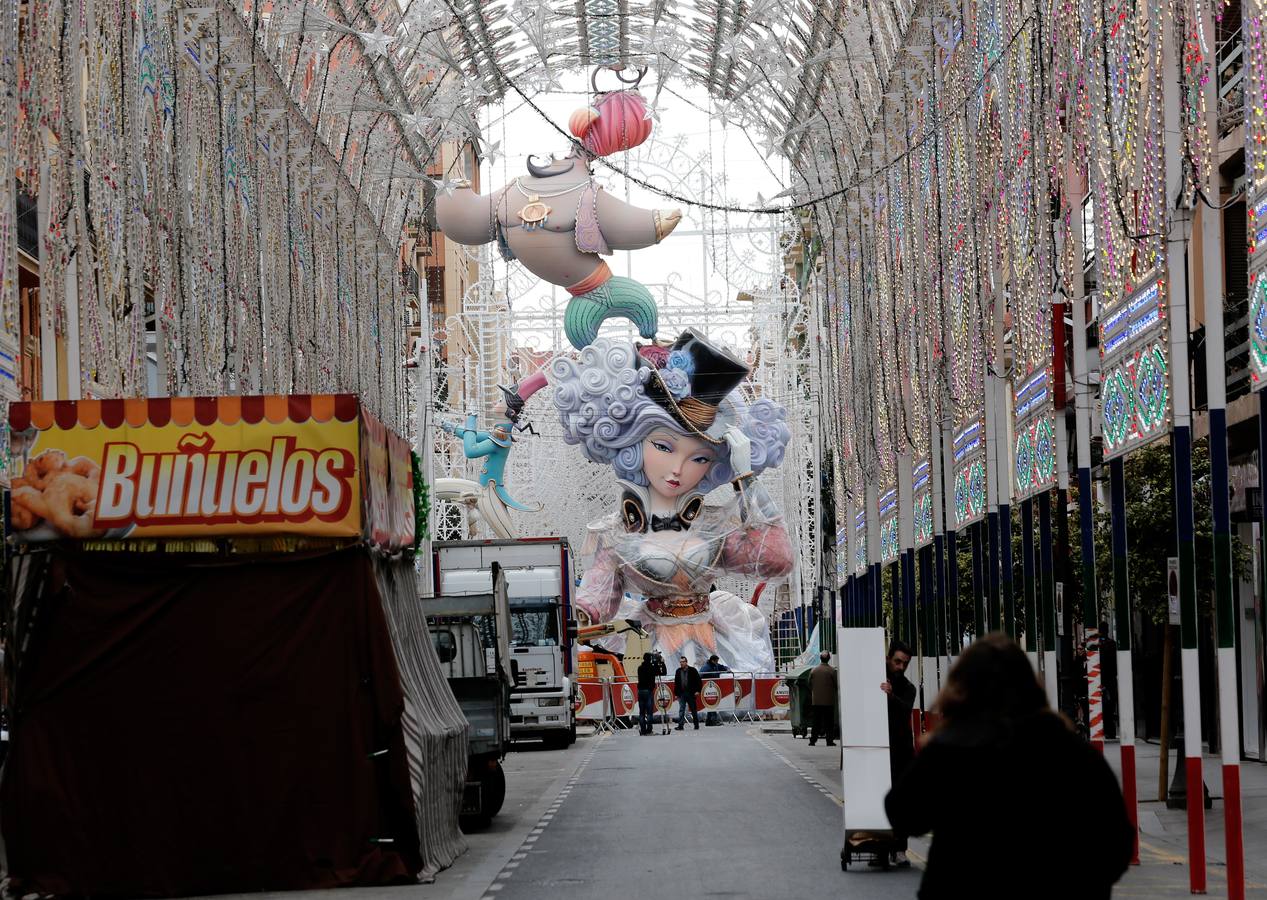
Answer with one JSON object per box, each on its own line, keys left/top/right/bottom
{"left": 569, "top": 91, "right": 653, "bottom": 157}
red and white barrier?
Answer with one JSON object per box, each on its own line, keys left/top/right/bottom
{"left": 574, "top": 680, "right": 606, "bottom": 721}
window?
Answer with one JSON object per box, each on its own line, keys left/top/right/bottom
{"left": 510, "top": 605, "right": 560, "bottom": 646}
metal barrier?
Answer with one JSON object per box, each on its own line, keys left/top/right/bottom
{"left": 573, "top": 672, "right": 794, "bottom": 729}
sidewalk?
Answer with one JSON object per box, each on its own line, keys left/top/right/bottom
{"left": 1102, "top": 739, "right": 1267, "bottom": 896}
{"left": 756, "top": 724, "right": 1267, "bottom": 896}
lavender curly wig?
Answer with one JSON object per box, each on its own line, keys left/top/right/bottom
{"left": 550, "top": 337, "right": 792, "bottom": 495}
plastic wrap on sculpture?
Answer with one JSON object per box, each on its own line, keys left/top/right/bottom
{"left": 551, "top": 332, "right": 793, "bottom": 670}
{"left": 435, "top": 90, "right": 682, "bottom": 350}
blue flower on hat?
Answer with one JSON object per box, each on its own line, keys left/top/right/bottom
{"left": 667, "top": 348, "right": 695, "bottom": 380}
{"left": 660, "top": 367, "right": 690, "bottom": 400}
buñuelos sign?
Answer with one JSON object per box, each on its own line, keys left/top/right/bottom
{"left": 6, "top": 394, "right": 414, "bottom": 549}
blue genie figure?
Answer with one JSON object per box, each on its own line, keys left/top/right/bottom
{"left": 435, "top": 374, "right": 546, "bottom": 538}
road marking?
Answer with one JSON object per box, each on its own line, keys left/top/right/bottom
{"left": 478, "top": 734, "right": 606, "bottom": 900}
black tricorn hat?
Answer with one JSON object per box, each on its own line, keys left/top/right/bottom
{"left": 644, "top": 329, "right": 749, "bottom": 445}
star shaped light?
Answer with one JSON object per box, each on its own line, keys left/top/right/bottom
{"left": 359, "top": 25, "right": 395, "bottom": 59}
{"left": 400, "top": 110, "right": 434, "bottom": 135}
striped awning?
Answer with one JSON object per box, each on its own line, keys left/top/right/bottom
{"left": 9, "top": 394, "right": 361, "bottom": 432}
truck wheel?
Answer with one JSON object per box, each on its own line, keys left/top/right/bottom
{"left": 459, "top": 761, "right": 507, "bottom": 830}
{"left": 481, "top": 762, "right": 506, "bottom": 819}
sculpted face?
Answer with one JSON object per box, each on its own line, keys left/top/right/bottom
{"left": 641, "top": 429, "right": 717, "bottom": 502}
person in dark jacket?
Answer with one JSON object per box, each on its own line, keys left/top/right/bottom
{"left": 673, "top": 656, "right": 702, "bottom": 730}
{"left": 878, "top": 639, "right": 916, "bottom": 867}
{"left": 885, "top": 633, "right": 1134, "bottom": 900}
{"left": 700, "top": 654, "right": 730, "bottom": 726}
{"left": 636, "top": 653, "right": 658, "bottom": 736}
{"left": 808, "top": 651, "right": 837, "bottom": 746}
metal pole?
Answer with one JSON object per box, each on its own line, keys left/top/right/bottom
{"left": 1162, "top": 13, "right": 1206, "bottom": 892}
{"left": 1110, "top": 457, "right": 1140, "bottom": 865}
{"left": 972, "top": 518, "right": 986, "bottom": 639}
{"left": 1022, "top": 496, "right": 1038, "bottom": 669}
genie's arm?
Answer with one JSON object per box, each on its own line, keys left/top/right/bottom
{"left": 575, "top": 545, "right": 624, "bottom": 624}
{"left": 595, "top": 189, "right": 682, "bottom": 250}
{"left": 720, "top": 477, "right": 794, "bottom": 578}
{"left": 436, "top": 185, "right": 498, "bottom": 246}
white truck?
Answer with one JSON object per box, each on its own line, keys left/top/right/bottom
{"left": 433, "top": 538, "right": 578, "bottom": 749}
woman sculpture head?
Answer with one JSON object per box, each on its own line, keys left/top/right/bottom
{"left": 551, "top": 331, "right": 791, "bottom": 499}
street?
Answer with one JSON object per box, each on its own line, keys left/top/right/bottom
{"left": 192, "top": 721, "right": 1267, "bottom": 900}
{"left": 473, "top": 726, "right": 916, "bottom": 899}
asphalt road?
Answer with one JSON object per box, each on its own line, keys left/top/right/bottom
{"left": 201, "top": 726, "right": 920, "bottom": 900}
{"left": 479, "top": 724, "right": 920, "bottom": 899}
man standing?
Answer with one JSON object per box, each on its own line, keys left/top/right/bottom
{"left": 808, "top": 651, "right": 837, "bottom": 746}
{"left": 880, "top": 640, "right": 916, "bottom": 867}
{"left": 636, "top": 653, "right": 658, "bottom": 736}
{"left": 700, "top": 654, "right": 730, "bottom": 726}
{"left": 673, "top": 656, "right": 702, "bottom": 730}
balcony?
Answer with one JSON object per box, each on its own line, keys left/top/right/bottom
{"left": 1218, "top": 28, "right": 1244, "bottom": 139}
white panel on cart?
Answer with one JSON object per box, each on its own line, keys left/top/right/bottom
{"left": 839, "top": 626, "right": 893, "bottom": 834}
{"left": 839, "top": 627, "right": 889, "bottom": 747}
{"left": 842, "top": 748, "right": 892, "bottom": 830}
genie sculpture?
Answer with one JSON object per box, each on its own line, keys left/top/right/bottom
{"left": 436, "top": 87, "right": 682, "bottom": 350}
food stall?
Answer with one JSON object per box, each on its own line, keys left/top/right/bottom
{"left": 0, "top": 394, "right": 467, "bottom": 895}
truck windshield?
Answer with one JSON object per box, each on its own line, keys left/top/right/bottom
{"left": 509, "top": 604, "right": 559, "bottom": 646}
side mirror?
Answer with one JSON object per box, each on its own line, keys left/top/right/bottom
{"left": 565, "top": 618, "right": 579, "bottom": 641}
{"left": 433, "top": 631, "right": 457, "bottom": 664}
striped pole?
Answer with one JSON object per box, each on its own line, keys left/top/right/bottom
{"left": 936, "top": 419, "right": 958, "bottom": 660}
{"left": 919, "top": 542, "right": 937, "bottom": 711}
{"left": 986, "top": 379, "right": 1003, "bottom": 633}
{"left": 890, "top": 561, "right": 901, "bottom": 633}
{"left": 900, "top": 457, "right": 917, "bottom": 648}
{"left": 1161, "top": 15, "right": 1205, "bottom": 892}
{"left": 1200, "top": 0, "right": 1243, "bottom": 891}
{"left": 1022, "top": 496, "right": 1038, "bottom": 670}
{"left": 1070, "top": 268, "right": 1105, "bottom": 752}
{"left": 998, "top": 377, "right": 1016, "bottom": 638}
{"left": 1039, "top": 490, "right": 1059, "bottom": 708}
{"left": 1110, "top": 457, "right": 1140, "bottom": 864}
{"left": 868, "top": 482, "right": 883, "bottom": 629}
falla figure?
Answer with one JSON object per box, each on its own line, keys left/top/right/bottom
{"left": 436, "top": 78, "right": 682, "bottom": 351}
{"left": 551, "top": 329, "right": 793, "bottom": 671}
{"left": 436, "top": 373, "right": 546, "bottom": 539}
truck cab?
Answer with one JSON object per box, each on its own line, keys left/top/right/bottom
{"left": 425, "top": 565, "right": 514, "bottom": 828}
{"left": 434, "top": 539, "right": 578, "bottom": 749}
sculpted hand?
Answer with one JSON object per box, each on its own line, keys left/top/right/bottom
{"left": 724, "top": 425, "right": 752, "bottom": 479}
{"left": 654, "top": 209, "right": 683, "bottom": 242}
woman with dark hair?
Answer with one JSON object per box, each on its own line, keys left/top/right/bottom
{"left": 885, "top": 633, "right": 1134, "bottom": 900}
